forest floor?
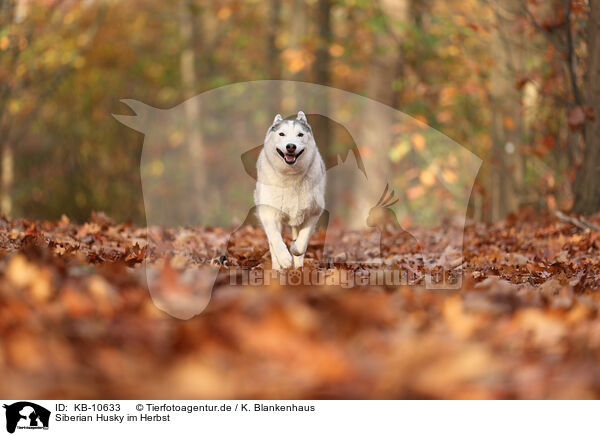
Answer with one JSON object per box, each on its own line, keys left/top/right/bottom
{"left": 1, "top": 210, "right": 600, "bottom": 399}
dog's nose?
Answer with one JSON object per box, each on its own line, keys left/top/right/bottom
{"left": 286, "top": 143, "right": 296, "bottom": 153}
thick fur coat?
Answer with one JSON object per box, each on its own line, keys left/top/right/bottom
{"left": 254, "top": 111, "right": 326, "bottom": 269}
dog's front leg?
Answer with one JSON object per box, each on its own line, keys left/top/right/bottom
{"left": 257, "top": 205, "right": 293, "bottom": 270}
{"left": 291, "top": 225, "right": 302, "bottom": 269}
{"left": 290, "top": 214, "right": 320, "bottom": 269}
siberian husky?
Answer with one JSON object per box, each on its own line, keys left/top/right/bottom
{"left": 254, "top": 111, "right": 326, "bottom": 269}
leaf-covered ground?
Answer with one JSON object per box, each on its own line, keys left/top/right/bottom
{"left": 1, "top": 211, "right": 600, "bottom": 399}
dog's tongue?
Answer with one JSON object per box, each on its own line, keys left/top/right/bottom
{"left": 284, "top": 154, "right": 296, "bottom": 163}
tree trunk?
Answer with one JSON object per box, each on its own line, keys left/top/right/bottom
{"left": 180, "top": 0, "right": 205, "bottom": 218}
{"left": 488, "top": 0, "right": 525, "bottom": 221}
{"left": 572, "top": 0, "right": 600, "bottom": 215}
{"left": 375, "top": 0, "right": 407, "bottom": 108}
{"left": 314, "top": 0, "right": 331, "bottom": 88}
{"left": 1, "top": 145, "right": 13, "bottom": 216}
{"left": 267, "top": 0, "right": 281, "bottom": 114}
{"left": 0, "top": 0, "right": 19, "bottom": 216}
{"left": 313, "top": 0, "right": 332, "bottom": 152}
{"left": 349, "top": 0, "right": 408, "bottom": 227}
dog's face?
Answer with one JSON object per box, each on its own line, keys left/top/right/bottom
{"left": 264, "top": 111, "right": 316, "bottom": 173}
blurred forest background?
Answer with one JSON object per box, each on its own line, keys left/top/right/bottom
{"left": 0, "top": 0, "right": 597, "bottom": 224}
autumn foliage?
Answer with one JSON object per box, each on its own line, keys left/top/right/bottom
{"left": 1, "top": 211, "right": 600, "bottom": 399}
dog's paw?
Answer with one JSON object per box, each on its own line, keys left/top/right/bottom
{"left": 273, "top": 246, "right": 293, "bottom": 269}
{"left": 290, "top": 240, "right": 305, "bottom": 256}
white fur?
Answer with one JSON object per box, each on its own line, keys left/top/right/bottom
{"left": 254, "top": 111, "right": 325, "bottom": 269}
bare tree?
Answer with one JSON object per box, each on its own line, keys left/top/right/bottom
{"left": 180, "top": 0, "right": 205, "bottom": 208}
{"left": 572, "top": 0, "right": 600, "bottom": 214}
{"left": 488, "top": 0, "right": 526, "bottom": 221}
{"left": 522, "top": 0, "right": 599, "bottom": 214}
{"left": 267, "top": 0, "right": 282, "bottom": 114}
{"left": 313, "top": 0, "right": 332, "bottom": 153}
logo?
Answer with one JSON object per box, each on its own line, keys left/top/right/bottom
{"left": 3, "top": 402, "right": 50, "bottom": 434}
{"left": 113, "top": 80, "right": 481, "bottom": 319}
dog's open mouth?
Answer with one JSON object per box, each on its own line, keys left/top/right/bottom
{"left": 277, "top": 148, "right": 304, "bottom": 165}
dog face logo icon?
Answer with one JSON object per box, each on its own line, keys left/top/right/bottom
{"left": 3, "top": 402, "right": 50, "bottom": 434}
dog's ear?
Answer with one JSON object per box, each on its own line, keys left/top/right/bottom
{"left": 296, "top": 111, "right": 307, "bottom": 122}
{"left": 273, "top": 114, "right": 283, "bottom": 124}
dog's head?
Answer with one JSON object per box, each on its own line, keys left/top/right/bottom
{"left": 263, "top": 111, "right": 317, "bottom": 173}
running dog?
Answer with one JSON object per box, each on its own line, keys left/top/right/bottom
{"left": 254, "top": 111, "right": 326, "bottom": 269}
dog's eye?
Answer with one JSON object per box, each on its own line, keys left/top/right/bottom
{"left": 297, "top": 133, "right": 304, "bottom": 137}
{"left": 279, "top": 132, "right": 285, "bottom": 136}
